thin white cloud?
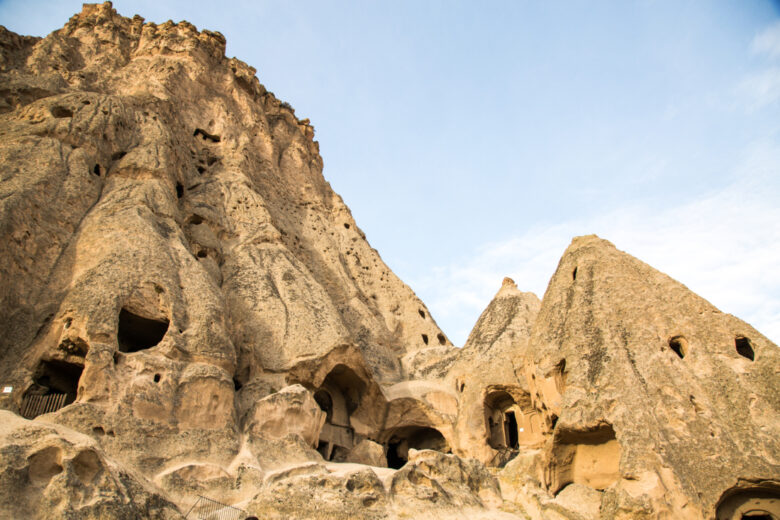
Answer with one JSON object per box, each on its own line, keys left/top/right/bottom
{"left": 751, "top": 20, "right": 780, "bottom": 58}
{"left": 738, "top": 67, "right": 780, "bottom": 110}
{"left": 416, "top": 142, "right": 780, "bottom": 346}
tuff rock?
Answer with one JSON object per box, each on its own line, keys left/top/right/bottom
{"left": 0, "top": 3, "right": 778, "bottom": 519}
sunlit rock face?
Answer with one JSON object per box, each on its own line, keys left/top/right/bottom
{"left": 0, "top": 3, "right": 777, "bottom": 519}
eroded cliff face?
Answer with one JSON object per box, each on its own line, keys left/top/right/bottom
{"left": 1, "top": 4, "right": 778, "bottom": 520}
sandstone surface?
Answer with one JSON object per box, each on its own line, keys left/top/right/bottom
{"left": 0, "top": 3, "right": 778, "bottom": 520}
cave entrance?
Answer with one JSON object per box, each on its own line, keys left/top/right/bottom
{"left": 21, "top": 359, "right": 83, "bottom": 419}
{"left": 314, "top": 365, "right": 364, "bottom": 462}
{"left": 117, "top": 308, "right": 169, "bottom": 353}
{"left": 715, "top": 486, "right": 780, "bottom": 520}
{"left": 485, "top": 389, "right": 542, "bottom": 453}
{"left": 384, "top": 426, "right": 449, "bottom": 469}
{"left": 505, "top": 411, "right": 519, "bottom": 449}
{"left": 549, "top": 424, "right": 621, "bottom": 495}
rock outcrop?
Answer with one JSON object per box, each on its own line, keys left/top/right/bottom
{"left": 0, "top": 3, "right": 777, "bottom": 520}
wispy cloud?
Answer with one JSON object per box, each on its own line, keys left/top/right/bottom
{"left": 416, "top": 142, "right": 780, "bottom": 346}
{"left": 739, "top": 21, "right": 780, "bottom": 110}
{"left": 751, "top": 20, "right": 780, "bottom": 58}
{"left": 738, "top": 67, "right": 780, "bottom": 110}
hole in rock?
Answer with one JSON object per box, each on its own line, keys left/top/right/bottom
{"left": 188, "top": 214, "right": 204, "bottom": 225}
{"left": 153, "top": 374, "right": 161, "bottom": 383}
{"left": 437, "top": 333, "right": 446, "bottom": 345}
{"left": 314, "top": 389, "right": 334, "bottom": 423}
{"left": 51, "top": 106, "right": 73, "bottom": 118}
{"left": 111, "top": 151, "right": 126, "bottom": 161}
{"left": 669, "top": 336, "right": 688, "bottom": 359}
{"left": 92, "top": 164, "right": 101, "bottom": 176}
{"left": 735, "top": 336, "right": 755, "bottom": 361}
{"left": 716, "top": 485, "right": 780, "bottom": 520}
{"left": 92, "top": 426, "right": 105, "bottom": 435}
{"left": 21, "top": 359, "right": 83, "bottom": 418}
{"left": 421, "top": 334, "right": 428, "bottom": 345}
{"left": 343, "top": 223, "right": 350, "bottom": 229}
{"left": 193, "top": 128, "right": 221, "bottom": 143}
{"left": 233, "top": 378, "right": 243, "bottom": 391}
{"left": 385, "top": 426, "right": 448, "bottom": 469}
{"left": 117, "top": 309, "right": 169, "bottom": 353}
{"left": 82, "top": 100, "right": 91, "bottom": 105}
{"left": 554, "top": 359, "right": 568, "bottom": 392}
{"left": 197, "top": 250, "right": 208, "bottom": 259}
{"left": 72, "top": 449, "right": 101, "bottom": 483}
{"left": 176, "top": 183, "right": 184, "bottom": 198}
{"left": 572, "top": 267, "right": 577, "bottom": 280}
{"left": 27, "top": 446, "right": 63, "bottom": 483}
{"left": 196, "top": 165, "right": 206, "bottom": 174}
{"left": 314, "top": 365, "right": 366, "bottom": 461}
{"left": 549, "top": 424, "right": 621, "bottom": 495}
{"left": 418, "top": 309, "right": 425, "bottom": 319}
{"left": 113, "top": 352, "right": 121, "bottom": 365}
{"left": 484, "top": 390, "right": 541, "bottom": 453}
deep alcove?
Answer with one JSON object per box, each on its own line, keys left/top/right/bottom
{"left": 735, "top": 336, "right": 755, "bottom": 361}
{"left": 117, "top": 308, "right": 169, "bottom": 353}
{"left": 21, "top": 359, "right": 84, "bottom": 418}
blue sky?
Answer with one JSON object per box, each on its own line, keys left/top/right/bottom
{"left": 2, "top": 1, "right": 779, "bottom": 345}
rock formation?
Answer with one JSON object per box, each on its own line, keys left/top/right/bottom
{"left": 0, "top": 3, "right": 777, "bottom": 519}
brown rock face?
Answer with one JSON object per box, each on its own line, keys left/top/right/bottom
{"left": 521, "top": 235, "right": 780, "bottom": 519}
{"left": 1, "top": 4, "right": 778, "bottom": 520}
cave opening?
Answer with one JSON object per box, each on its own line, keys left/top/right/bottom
{"left": 117, "top": 308, "right": 169, "bottom": 353}
{"left": 505, "top": 411, "right": 519, "bottom": 449}
{"left": 384, "top": 426, "right": 448, "bottom": 469}
{"left": 715, "top": 485, "right": 780, "bottom": 520}
{"left": 313, "top": 365, "right": 365, "bottom": 462}
{"left": 669, "top": 336, "right": 688, "bottom": 359}
{"left": 735, "top": 336, "right": 755, "bottom": 361}
{"left": 549, "top": 424, "right": 621, "bottom": 495}
{"left": 485, "top": 389, "right": 542, "bottom": 456}
{"left": 21, "top": 359, "right": 83, "bottom": 418}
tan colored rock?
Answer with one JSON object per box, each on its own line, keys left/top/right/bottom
{"left": 509, "top": 235, "right": 780, "bottom": 519}
{"left": 446, "top": 278, "right": 542, "bottom": 464}
{"left": 245, "top": 384, "right": 324, "bottom": 446}
{"left": 347, "top": 439, "right": 388, "bottom": 467}
{"left": 0, "top": 410, "right": 180, "bottom": 519}
{"left": 1, "top": 3, "right": 778, "bottom": 519}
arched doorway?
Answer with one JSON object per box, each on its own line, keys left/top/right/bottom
{"left": 384, "top": 426, "right": 449, "bottom": 469}
{"left": 484, "top": 389, "right": 543, "bottom": 452}
{"left": 314, "top": 365, "right": 366, "bottom": 461}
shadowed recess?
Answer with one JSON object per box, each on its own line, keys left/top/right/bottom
{"left": 117, "top": 308, "right": 169, "bottom": 353}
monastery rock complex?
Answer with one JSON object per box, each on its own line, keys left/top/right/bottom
{"left": 0, "top": 3, "right": 778, "bottom": 519}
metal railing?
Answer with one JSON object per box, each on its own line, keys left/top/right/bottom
{"left": 20, "top": 393, "right": 68, "bottom": 419}
{"left": 184, "top": 495, "right": 248, "bottom": 520}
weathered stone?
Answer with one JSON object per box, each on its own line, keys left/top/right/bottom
{"left": 245, "top": 384, "right": 324, "bottom": 446}
{"left": 346, "top": 439, "right": 388, "bottom": 467}
{"left": 0, "top": 411, "right": 180, "bottom": 519}
{"left": 0, "top": 3, "right": 778, "bottom": 520}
